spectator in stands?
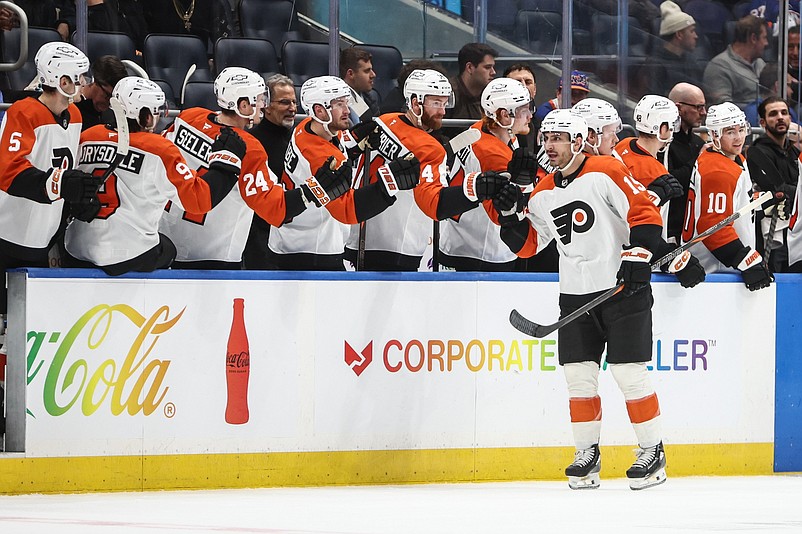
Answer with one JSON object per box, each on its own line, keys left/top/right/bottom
{"left": 588, "top": 0, "right": 659, "bottom": 32}
{"left": 1, "top": 1, "right": 71, "bottom": 39}
{"left": 76, "top": 54, "right": 127, "bottom": 130}
{"left": 744, "top": 62, "right": 798, "bottom": 125}
{"left": 703, "top": 15, "right": 769, "bottom": 108}
{"left": 788, "top": 26, "right": 800, "bottom": 103}
{"left": 445, "top": 42, "right": 498, "bottom": 126}
{"left": 55, "top": 1, "right": 149, "bottom": 50}
{"left": 140, "top": 0, "right": 232, "bottom": 52}
{"left": 503, "top": 63, "right": 537, "bottom": 148}
{"left": 534, "top": 71, "right": 590, "bottom": 124}
{"left": 637, "top": 1, "right": 702, "bottom": 97}
{"left": 666, "top": 83, "right": 707, "bottom": 244}
{"left": 244, "top": 74, "right": 297, "bottom": 270}
{"left": 746, "top": 95, "right": 800, "bottom": 272}
{"left": 339, "top": 47, "right": 379, "bottom": 124}
{"left": 380, "top": 59, "right": 445, "bottom": 114}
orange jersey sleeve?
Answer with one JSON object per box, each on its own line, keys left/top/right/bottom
{"left": 614, "top": 137, "right": 668, "bottom": 188}
{"left": 236, "top": 131, "right": 290, "bottom": 227}
{"left": 412, "top": 140, "right": 448, "bottom": 220}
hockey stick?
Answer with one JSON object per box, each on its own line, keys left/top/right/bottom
{"left": 100, "top": 96, "right": 130, "bottom": 184}
{"left": 357, "top": 143, "right": 370, "bottom": 271}
{"left": 122, "top": 59, "right": 149, "bottom": 80}
{"left": 509, "top": 191, "right": 774, "bottom": 338}
{"left": 433, "top": 129, "right": 483, "bottom": 271}
{"left": 762, "top": 204, "right": 780, "bottom": 268}
{"left": 180, "top": 63, "right": 197, "bottom": 107}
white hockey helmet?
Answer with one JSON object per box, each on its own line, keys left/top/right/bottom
{"left": 481, "top": 77, "right": 531, "bottom": 121}
{"left": 705, "top": 102, "right": 748, "bottom": 138}
{"left": 403, "top": 69, "right": 455, "bottom": 108}
{"left": 214, "top": 67, "right": 267, "bottom": 118}
{"left": 571, "top": 98, "right": 622, "bottom": 134}
{"left": 113, "top": 76, "right": 166, "bottom": 124}
{"left": 540, "top": 109, "right": 588, "bottom": 143}
{"left": 299, "top": 75, "right": 352, "bottom": 115}
{"left": 35, "top": 42, "right": 90, "bottom": 98}
{"left": 634, "top": 94, "right": 680, "bottom": 141}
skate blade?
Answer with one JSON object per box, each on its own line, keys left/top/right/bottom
{"left": 568, "top": 473, "right": 600, "bottom": 490}
{"left": 629, "top": 468, "right": 667, "bottom": 490}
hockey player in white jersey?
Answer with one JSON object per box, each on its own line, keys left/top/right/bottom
{"left": 0, "top": 42, "right": 101, "bottom": 314}
{"left": 439, "top": 77, "right": 535, "bottom": 270}
{"left": 65, "top": 77, "right": 246, "bottom": 275}
{"left": 160, "top": 67, "right": 351, "bottom": 268}
{"left": 497, "top": 109, "right": 705, "bottom": 490}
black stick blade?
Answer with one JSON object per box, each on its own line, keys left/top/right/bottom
{"left": 509, "top": 309, "right": 553, "bottom": 338}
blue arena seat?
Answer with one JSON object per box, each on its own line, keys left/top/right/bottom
{"left": 143, "top": 34, "right": 211, "bottom": 99}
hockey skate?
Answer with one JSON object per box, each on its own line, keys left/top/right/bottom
{"left": 565, "top": 444, "right": 601, "bottom": 489}
{"left": 626, "top": 441, "right": 667, "bottom": 490}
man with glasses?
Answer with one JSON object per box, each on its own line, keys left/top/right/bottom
{"left": 667, "top": 83, "right": 707, "bottom": 243}
{"left": 682, "top": 102, "right": 773, "bottom": 289}
{"left": 246, "top": 74, "right": 297, "bottom": 269}
{"left": 76, "top": 55, "right": 128, "bottom": 131}
{"left": 746, "top": 96, "right": 800, "bottom": 273}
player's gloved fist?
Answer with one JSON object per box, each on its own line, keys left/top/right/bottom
{"left": 463, "top": 170, "right": 510, "bottom": 202}
{"left": 492, "top": 182, "right": 526, "bottom": 226}
{"left": 507, "top": 147, "right": 538, "bottom": 186}
{"left": 616, "top": 245, "right": 653, "bottom": 296}
{"left": 378, "top": 154, "right": 420, "bottom": 197}
{"left": 735, "top": 246, "right": 773, "bottom": 291}
{"left": 645, "top": 174, "right": 683, "bottom": 207}
{"left": 302, "top": 156, "right": 352, "bottom": 207}
{"left": 348, "top": 120, "right": 382, "bottom": 151}
{"left": 661, "top": 249, "right": 706, "bottom": 288}
{"left": 209, "top": 127, "right": 246, "bottom": 175}
{"left": 48, "top": 169, "right": 104, "bottom": 203}
{"left": 69, "top": 197, "right": 101, "bottom": 223}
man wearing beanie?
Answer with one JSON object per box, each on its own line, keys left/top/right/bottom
{"left": 636, "top": 1, "right": 702, "bottom": 96}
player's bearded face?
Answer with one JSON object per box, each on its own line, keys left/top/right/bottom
{"left": 421, "top": 96, "right": 448, "bottom": 130}
{"left": 328, "top": 97, "right": 351, "bottom": 131}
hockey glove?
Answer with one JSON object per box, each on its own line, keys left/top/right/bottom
{"left": 463, "top": 171, "right": 510, "bottom": 202}
{"left": 209, "top": 127, "right": 247, "bottom": 176}
{"left": 645, "top": 174, "right": 683, "bottom": 207}
{"left": 49, "top": 169, "right": 104, "bottom": 203}
{"left": 302, "top": 156, "right": 352, "bottom": 207}
{"left": 377, "top": 154, "right": 420, "bottom": 197}
{"left": 616, "top": 245, "right": 652, "bottom": 296}
{"left": 69, "top": 197, "right": 102, "bottom": 223}
{"left": 492, "top": 182, "right": 526, "bottom": 226}
{"left": 735, "top": 246, "right": 773, "bottom": 291}
{"left": 763, "top": 187, "right": 795, "bottom": 220}
{"left": 507, "top": 147, "right": 538, "bottom": 186}
{"left": 348, "top": 120, "right": 382, "bottom": 152}
{"left": 661, "top": 249, "right": 706, "bottom": 288}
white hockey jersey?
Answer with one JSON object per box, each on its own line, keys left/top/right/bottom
{"left": 160, "top": 108, "right": 287, "bottom": 263}
{"left": 66, "top": 126, "right": 213, "bottom": 266}
{"left": 682, "top": 149, "right": 756, "bottom": 273}
{"left": 788, "top": 157, "right": 802, "bottom": 266}
{"left": 440, "top": 121, "right": 518, "bottom": 266}
{"left": 518, "top": 155, "right": 663, "bottom": 295}
{"left": 0, "top": 97, "right": 82, "bottom": 250}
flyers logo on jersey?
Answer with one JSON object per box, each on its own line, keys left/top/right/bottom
{"left": 173, "top": 124, "right": 211, "bottom": 161}
{"left": 551, "top": 200, "right": 595, "bottom": 244}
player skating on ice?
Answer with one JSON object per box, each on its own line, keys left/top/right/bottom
{"left": 496, "top": 109, "right": 705, "bottom": 490}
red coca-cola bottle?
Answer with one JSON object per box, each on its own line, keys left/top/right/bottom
{"left": 225, "top": 298, "right": 250, "bottom": 424}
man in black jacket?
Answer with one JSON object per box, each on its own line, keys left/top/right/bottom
{"left": 746, "top": 96, "right": 800, "bottom": 273}
{"left": 666, "top": 82, "right": 707, "bottom": 244}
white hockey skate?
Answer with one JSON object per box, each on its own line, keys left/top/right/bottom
{"left": 565, "top": 444, "right": 601, "bottom": 490}
{"left": 626, "top": 441, "right": 667, "bottom": 490}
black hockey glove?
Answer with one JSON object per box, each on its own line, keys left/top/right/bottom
{"left": 507, "top": 147, "right": 538, "bottom": 186}
{"left": 52, "top": 169, "right": 104, "bottom": 204}
{"left": 463, "top": 170, "right": 509, "bottom": 202}
{"left": 348, "top": 120, "right": 382, "bottom": 152}
{"left": 377, "top": 154, "right": 420, "bottom": 197}
{"left": 616, "top": 245, "right": 652, "bottom": 296}
{"left": 763, "top": 187, "right": 795, "bottom": 220}
{"left": 209, "top": 127, "right": 247, "bottom": 176}
{"left": 302, "top": 156, "right": 352, "bottom": 207}
{"left": 660, "top": 248, "right": 706, "bottom": 288}
{"left": 69, "top": 197, "right": 102, "bottom": 223}
{"left": 646, "top": 174, "right": 683, "bottom": 207}
{"left": 492, "top": 182, "right": 526, "bottom": 226}
{"left": 734, "top": 246, "right": 773, "bottom": 291}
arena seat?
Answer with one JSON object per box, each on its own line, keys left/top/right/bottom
{"left": 239, "top": 0, "right": 302, "bottom": 49}
{"left": 514, "top": 10, "right": 562, "bottom": 55}
{"left": 181, "top": 81, "right": 217, "bottom": 110}
{"left": 214, "top": 37, "right": 280, "bottom": 80}
{"left": 79, "top": 31, "right": 138, "bottom": 64}
{"left": 143, "top": 34, "right": 211, "bottom": 99}
{"left": 1, "top": 27, "right": 62, "bottom": 92}
{"left": 281, "top": 40, "right": 330, "bottom": 85}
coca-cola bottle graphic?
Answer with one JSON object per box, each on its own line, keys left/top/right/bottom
{"left": 225, "top": 298, "right": 250, "bottom": 424}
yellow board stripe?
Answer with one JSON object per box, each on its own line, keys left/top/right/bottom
{"left": 0, "top": 443, "right": 775, "bottom": 495}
